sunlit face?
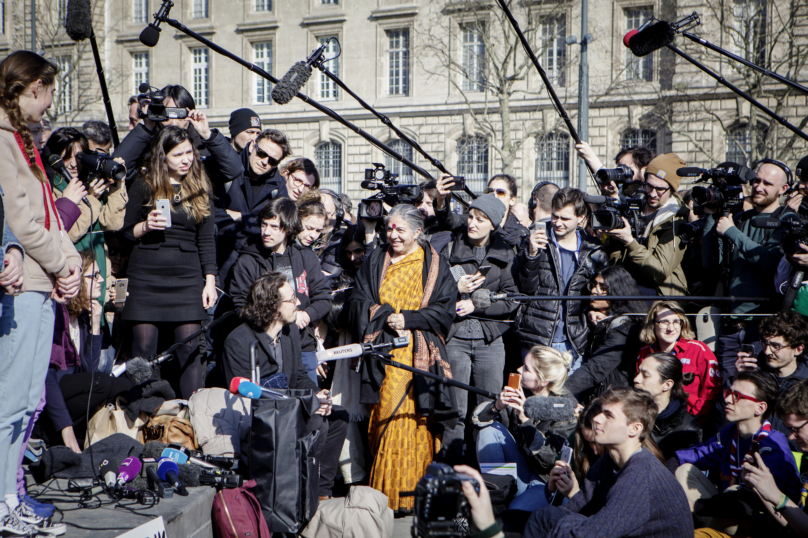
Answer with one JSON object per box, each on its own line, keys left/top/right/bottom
{"left": 760, "top": 334, "right": 802, "bottom": 374}
{"left": 617, "top": 153, "right": 645, "bottom": 181}
{"left": 487, "top": 179, "right": 516, "bottom": 214}
{"left": 297, "top": 215, "right": 325, "bottom": 247}
{"left": 582, "top": 426, "right": 604, "bottom": 456}
{"left": 128, "top": 101, "right": 140, "bottom": 131}
{"left": 233, "top": 128, "right": 261, "bottom": 152}
{"left": 61, "top": 141, "right": 84, "bottom": 177}
{"left": 162, "top": 97, "right": 190, "bottom": 129}
{"left": 276, "top": 282, "right": 300, "bottom": 326}
{"left": 551, "top": 204, "right": 584, "bottom": 239}
{"left": 516, "top": 358, "right": 545, "bottom": 393}
{"left": 20, "top": 81, "right": 54, "bottom": 123}
{"left": 83, "top": 262, "right": 103, "bottom": 300}
{"left": 345, "top": 240, "right": 365, "bottom": 269}
{"left": 653, "top": 309, "right": 683, "bottom": 349}
{"left": 467, "top": 209, "right": 494, "bottom": 241}
{"left": 386, "top": 215, "right": 420, "bottom": 256}
{"left": 321, "top": 195, "right": 337, "bottom": 229}
{"left": 165, "top": 139, "right": 194, "bottom": 178}
{"left": 261, "top": 216, "right": 287, "bottom": 251}
{"left": 634, "top": 357, "right": 669, "bottom": 400}
{"left": 249, "top": 138, "right": 283, "bottom": 177}
{"left": 592, "top": 401, "right": 639, "bottom": 447}
{"left": 644, "top": 173, "right": 672, "bottom": 210}
{"left": 751, "top": 164, "right": 789, "bottom": 209}
{"left": 589, "top": 275, "right": 610, "bottom": 312}
{"left": 285, "top": 170, "right": 315, "bottom": 201}
{"left": 724, "top": 379, "right": 765, "bottom": 423}
{"left": 418, "top": 191, "right": 435, "bottom": 219}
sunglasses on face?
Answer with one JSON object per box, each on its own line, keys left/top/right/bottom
{"left": 484, "top": 188, "right": 509, "bottom": 197}
{"left": 587, "top": 281, "right": 608, "bottom": 294}
{"left": 254, "top": 146, "right": 281, "bottom": 167}
{"left": 723, "top": 388, "right": 763, "bottom": 404}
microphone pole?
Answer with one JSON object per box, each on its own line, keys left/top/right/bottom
{"left": 145, "top": 311, "right": 235, "bottom": 365}
{"left": 156, "top": 16, "right": 435, "bottom": 191}
{"left": 499, "top": 294, "right": 771, "bottom": 302}
{"left": 311, "top": 45, "right": 476, "bottom": 205}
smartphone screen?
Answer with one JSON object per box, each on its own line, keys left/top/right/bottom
{"left": 507, "top": 373, "right": 521, "bottom": 390}
{"left": 477, "top": 265, "right": 492, "bottom": 277}
{"left": 741, "top": 344, "right": 755, "bottom": 356}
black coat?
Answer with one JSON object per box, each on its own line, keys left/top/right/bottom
{"left": 650, "top": 399, "right": 702, "bottom": 461}
{"left": 514, "top": 225, "right": 609, "bottom": 354}
{"left": 227, "top": 239, "right": 332, "bottom": 353}
{"left": 440, "top": 230, "right": 519, "bottom": 342}
{"left": 565, "top": 315, "right": 642, "bottom": 402}
{"left": 121, "top": 177, "right": 216, "bottom": 322}
{"left": 433, "top": 201, "right": 528, "bottom": 250}
{"left": 346, "top": 244, "right": 458, "bottom": 426}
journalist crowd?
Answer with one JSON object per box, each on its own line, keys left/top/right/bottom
{"left": 2, "top": 49, "right": 808, "bottom": 538}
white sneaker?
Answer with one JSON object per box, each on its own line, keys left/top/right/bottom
{"left": 0, "top": 512, "right": 36, "bottom": 536}
{"left": 12, "top": 505, "right": 64, "bottom": 536}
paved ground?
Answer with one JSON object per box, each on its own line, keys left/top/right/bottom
{"left": 393, "top": 515, "right": 414, "bottom": 538}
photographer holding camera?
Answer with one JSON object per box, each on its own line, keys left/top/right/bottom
{"left": 602, "top": 154, "right": 689, "bottom": 297}
{"left": 575, "top": 141, "right": 654, "bottom": 199}
{"left": 702, "top": 160, "right": 795, "bottom": 376}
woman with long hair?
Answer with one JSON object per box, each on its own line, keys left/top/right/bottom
{"left": 0, "top": 50, "right": 79, "bottom": 535}
{"left": 122, "top": 125, "right": 217, "bottom": 399}
{"left": 636, "top": 301, "right": 721, "bottom": 423}
{"left": 473, "top": 345, "right": 577, "bottom": 511}
{"left": 295, "top": 194, "right": 326, "bottom": 250}
{"left": 346, "top": 204, "right": 457, "bottom": 513}
{"left": 280, "top": 157, "right": 319, "bottom": 201}
{"left": 565, "top": 265, "right": 649, "bottom": 403}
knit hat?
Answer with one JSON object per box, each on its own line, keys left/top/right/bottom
{"left": 796, "top": 155, "right": 808, "bottom": 179}
{"left": 229, "top": 108, "right": 262, "bottom": 138}
{"left": 645, "top": 153, "right": 687, "bottom": 191}
{"left": 469, "top": 193, "right": 507, "bottom": 230}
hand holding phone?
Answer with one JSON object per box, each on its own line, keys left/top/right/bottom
{"left": 155, "top": 199, "right": 172, "bottom": 228}
{"left": 114, "top": 278, "right": 129, "bottom": 305}
{"left": 507, "top": 373, "right": 521, "bottom": 390}
{"left": 736, "top": 344, "right": 758, "bottom": 372}
{"left": 476, "top": 265, "right": 492, "bottom": 279}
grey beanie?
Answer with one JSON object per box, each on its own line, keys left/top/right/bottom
{"left": 469, "top": 193, "right": 507, "bottom": 230}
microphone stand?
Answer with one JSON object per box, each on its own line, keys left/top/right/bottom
{"left": 157, "top": 16, "right": 438, "bottom": 192}
{"left": 141, "top": 311, "right": 235, "bottom": 368}
{"left": 87, "top": 32, "right": 120, "bottom": 147}
{"left": 313, "top": 54, "right": 476, "bottom": 204}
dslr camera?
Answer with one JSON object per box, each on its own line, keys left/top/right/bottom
{"left": 78, "top": 150, "right": 126, "bottom": 183}
{"left": 412, "top": 463, "right": 480, "bottom": 538}
{"left": 596, "top": 164, "right": 634, "bottom": 186}
{"left": 678, "top": 162, "right": 755, "bottom": 215}
{"left": 585, "top": 191, "right": 648, "bottom": 236}
{"left": 752, "top": 214, "right": 808, "bottom": 258}
{"left": 357, "top": 163, "right": 423, "bottom": 220}
{"left": 138, "top": 83, "right": 189, "bottom": 123}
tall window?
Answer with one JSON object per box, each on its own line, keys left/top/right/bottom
{"left": 732, "top": 0, "right": 767, "bottom": 66}
{"left": 461, "top": 23, "right": 485, "bottom": 92}
{"left": 321, "top": 0, "right": 338, "bottom": 4}
{"left": 254, "top": 42, "right": 273, "bottom": 104}
{"left": 132, "top": 52, "right": 149, "bottom": 94}
{"left": 192, "top": 0, "right": 208, "bottom": 18}
{"left": 255, "top": 0, "right": 271, "bottom": 11}
{"left": 457, "top": 135, "right": 489, "bottom": 193}
{"left": 192, "top": 48, "right": 209, "bottom": 108}
{"left": 133, "top": 0, "right": 149, "bottom": 24}
{"left": 620, "top": 129, "right": 657, "bottom": 154}
{"left": 624, "top": 7, "right": 653, "bottom": 81}
{"left": 58, "top": 0, "right": 68, "bottom": 24}
{"left": 384, "top": 140, "right": 414, "bottom": 182}
{"left": 387, "top": 29, "right": 410, "bottom": 96}
{"left": 315, "top": 142, "right": 342, "bottom": 193}
{"left": 540, "top": 15, "right": 566, "bottom": 86}
{"left": 536, "top": 132, "right": 570, "bottom": 187}
{"left": 319, "top": 37, "right": 339, "bottom": 100}
{"left": 57, "top": 57, "right": 72, "bottom": 115}
{"left": 1, "top": 2, "right": 5, "bottom": 34}
{"left": 726, "top": 123, "right": 767, "bottom": 165}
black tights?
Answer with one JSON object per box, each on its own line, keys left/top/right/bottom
{"left": 131, "top": 322, "right": 203, "bottom": 399}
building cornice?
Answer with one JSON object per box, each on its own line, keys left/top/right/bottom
{"left": 369, "top": 5, "right": 419, "bottom": 20}
{"left": 174, "top": 25, "right": 216, "bottom": 43}
{"left": 301, "top": 12, "right": 347, "bottom": 27}
{"left": 235, "top": 20, "right": 280, "bottom": 35}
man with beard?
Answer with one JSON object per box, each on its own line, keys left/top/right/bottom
{"left": 702, "top": 160, "right": 795, "bottom": 376}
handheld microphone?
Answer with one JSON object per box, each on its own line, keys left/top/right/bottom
{"left": 65, "top": 0, "right": 93, "bottom": 42}
{"left": 48, "top": 154, "right": 90, "bottom": 206}
{"left": 470, "top": 289, "right": 509, "bottom": 310}
{"left": 236, "top": 379, "right": 288, "bottom": 400}
{"left": 116, "top": 457, "right": 142, "bottom": 487}
{"left": 139, "top": 0, "right": 174, "bottom": 47}
{"left": 157, "top": 458, "right": 188, "bottom": 496}
{"left": 161, "top": 447, "right": 221, "bottom": 469}
{"left": 360, "top": 180, "right": 381, "bottom": 190}
{"left": 623, "top": 20, "right": 675, "bottom": 57}
{"left": 100, "top": 459, "right": 117, "bottom": 490}
{"left": 271, "top": 44, "right": 327, "bottom": 105}
{"left": 146, "top": 465, "right": 173, "bottom": 498}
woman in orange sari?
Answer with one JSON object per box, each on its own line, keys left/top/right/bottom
{"left": 347, "top": 204, "right": 457, "bottom": 513}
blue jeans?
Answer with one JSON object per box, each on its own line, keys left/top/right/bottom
{"left": 0, "top": 292, "right": 54, "bottom": 502}
{"left": 551, "top": 341, "right": 582, "bottom": 374}
{"left": 476, "top": 421, "right": 550, "bottom": 512}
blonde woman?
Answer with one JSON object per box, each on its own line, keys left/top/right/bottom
{"left": 472, "top": 345, "right": 578, "bottom": 511}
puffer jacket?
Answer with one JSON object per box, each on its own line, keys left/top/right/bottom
{"left": 441, "top": 230, "right": 519, "bottom": 342}
{"left": 514, "top": 223, "right": 608, "bottom": 354}
{"left": 188, "top": 388, "right": 251, "bottom": 457}
{"left": 649, "top": 399, "right": 702, "bottom": 461}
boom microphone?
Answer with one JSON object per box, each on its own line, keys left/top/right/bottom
{"left": 139, "top": 0, "right": 174, "bottom": 47}
{"left": 583, "top": 195, "right": 608, "bottom": 204}
{"left": 471, "top": 289, "right": 510, "bottom": 310}
{"left": 751, "top": 217, "right": 783, "bottom": 229}
{"left": 271, "top": 44, "right": 327, "bottom": 105}
{"left": 623, "top": 20, "right": 675, "bottom": 57}
{"left": 65, "top": 0, "right": 93, "bottom": 42}
{"left": 523, "top": 396, "right": 576, "bottom": 423}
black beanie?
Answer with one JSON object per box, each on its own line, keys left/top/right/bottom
{"left": 229, "top": 108, "right": 261, "bottom": 138}
{"left": 797, "top": 155, "right": 808, "bottom": 180}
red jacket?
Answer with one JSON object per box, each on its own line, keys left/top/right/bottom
{"left": 637, "top": 339, "right": 721, "bottom": 421}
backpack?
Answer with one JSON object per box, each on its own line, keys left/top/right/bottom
{"left": 142, "top": 415, "right": 198, "bottom": 451}
{"left": 212, "top": 479, "right": 271, "bottom": 538}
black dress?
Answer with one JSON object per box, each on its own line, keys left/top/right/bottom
{"left": 122, "top": 177, "right": 216, "bottom": 322}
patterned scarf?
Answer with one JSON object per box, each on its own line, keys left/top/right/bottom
{"left": 729, "top": 420, "right": 771, "bottom": 477}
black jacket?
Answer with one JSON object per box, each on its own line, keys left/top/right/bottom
{"left": 440, "top": 230, "right": 519, "bottom": 342}
{"left": 515, "top": 224, "right": 609, "bottom": 354}
{"left": 650, "top": 399, "right": 702, "bottom": 461}
{"left": 227, "top": 239, "right": 332, "bottom": 352}
{"left": 434, "top": 201, "right": 529, "bottom": 250}
{"left": 565, "top": 315, "right": 642, "bottom": 402}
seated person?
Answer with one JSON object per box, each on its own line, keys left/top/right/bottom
{"left": 572, "top": 400, "right": 604, "bottom": 483}
{"left": 473, "top": 346, "right": 577, "bottom": 512}
{"left": 740, "top": 378, "right": 808, "bottom": 536}
{"left": 634, "top": 352, "right": 702, "bottom": 461}
{"left": 222, "top": 272, "right": 348, "bottom": 500}
{"left": 674, "top": 369, "right": 801, "bottom": 532}
{"left": 525, "top": 387, "right": 693, "bottom": 538}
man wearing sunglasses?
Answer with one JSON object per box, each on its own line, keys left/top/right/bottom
{"left": 674, "top": 369, "right": 801, "bottom": 532}
{"left": 602, "top": 153, "right": 690, "bottom": 298}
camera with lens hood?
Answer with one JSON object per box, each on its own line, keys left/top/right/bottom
{"left": 596, "top": 164, "right": 634, "bottom": 186}
{"left": 137, "top": 83, "right": 189, "bottom": 123}
{"left": 411, "top": 463, "right": 480, "bottom": 537}
{"left": 585, "top": 191, "right": 648, "bottom": 236}
{"left": 678, "top": 162, "right": 755, "bottom": 215}
{"left": 78, "top": 150, "right": 126, "bottom": 183}
{"left": 357, "top": 163, "right": 423, "bottom": 220}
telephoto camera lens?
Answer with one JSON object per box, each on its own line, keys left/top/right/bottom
{"left": 596, "top": 164, "right": 634, "bottom": 185}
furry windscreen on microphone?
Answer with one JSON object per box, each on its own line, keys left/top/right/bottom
{"left": 126, "top": 357, "right": 153, "bottom": 386}
{"left": 270, "top": 62, "right": 312, "bottom": 105}
{"left": 129, "top": 462, "right": 201, "bottom": 490}
{"left": 523, "top": 396, "right": 576, "bottom": 423}
{"left": 628, "top": 21, "right": 675, "bottom": 57}
{"left": 471, "top": 289, "right": 492, "bottom": 310}
{"left": 141, "top": 441, "right": 169, "bottom": 461}
{"left": 65, "top": 0, "right": 93, "bottom": 42}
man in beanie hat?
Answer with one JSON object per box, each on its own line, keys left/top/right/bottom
{"left": 515, "top": 187, "right": 608, "bottom": 369}
{"left": 603, "top": 153, "right": 689, "bottom": 298}
{"left": 228, "top": 108, "right": 262, "bottom": 153}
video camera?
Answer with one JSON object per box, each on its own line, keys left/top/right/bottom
{"left": 585, "top": 191, "right": 648, "bottom": 236}
{"left": 78, "top": 150, "right": 126, "bottom": 182}
{"left": 357, "top": 163, "right": 423, "bottom": 220}
{"left": 596, "top": 164, "right": 634, "bottom": 185}
{"left": 678, "top": 162, "right": 755, "bottom": 215}
{"left": 137, "top": 83, "right": 189, "bottom": 123}
{"left": 412, "top": 463, "right": 480, "bottom": 538}
{"left": 752, "top": 214, "right": 808, "bottom": 257}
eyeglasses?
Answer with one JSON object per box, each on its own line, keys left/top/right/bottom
{"left": 280, "top": 295, "right": 298, "bottom": 305}
{"left": 254, "top": 146, "right": 281, "bottom": 167}
{"left": 642, "top": 182, "right": 671, "bottom": 194}
{"left": 785, "top": 419, "right": 808, "bottom": 435}
{"left": 485, "top": 188, "right": 509, "bottom": 197}
{"left": 289, "top": 175, "right": 312, "bottom": 189}
{"left": 723, "top": 388, "right": 764, "bottom": 404}
{"left": 655, "top": 319, "right": 683, "bottom": 328}
{"left": 83, "top": 271, "right": 103, "bottom": 281}
{"left": 760, "top": 338, "right": 789, "bottom": 353}
{"left": 587, "top": 281, "right": 608, "bottom": 294}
